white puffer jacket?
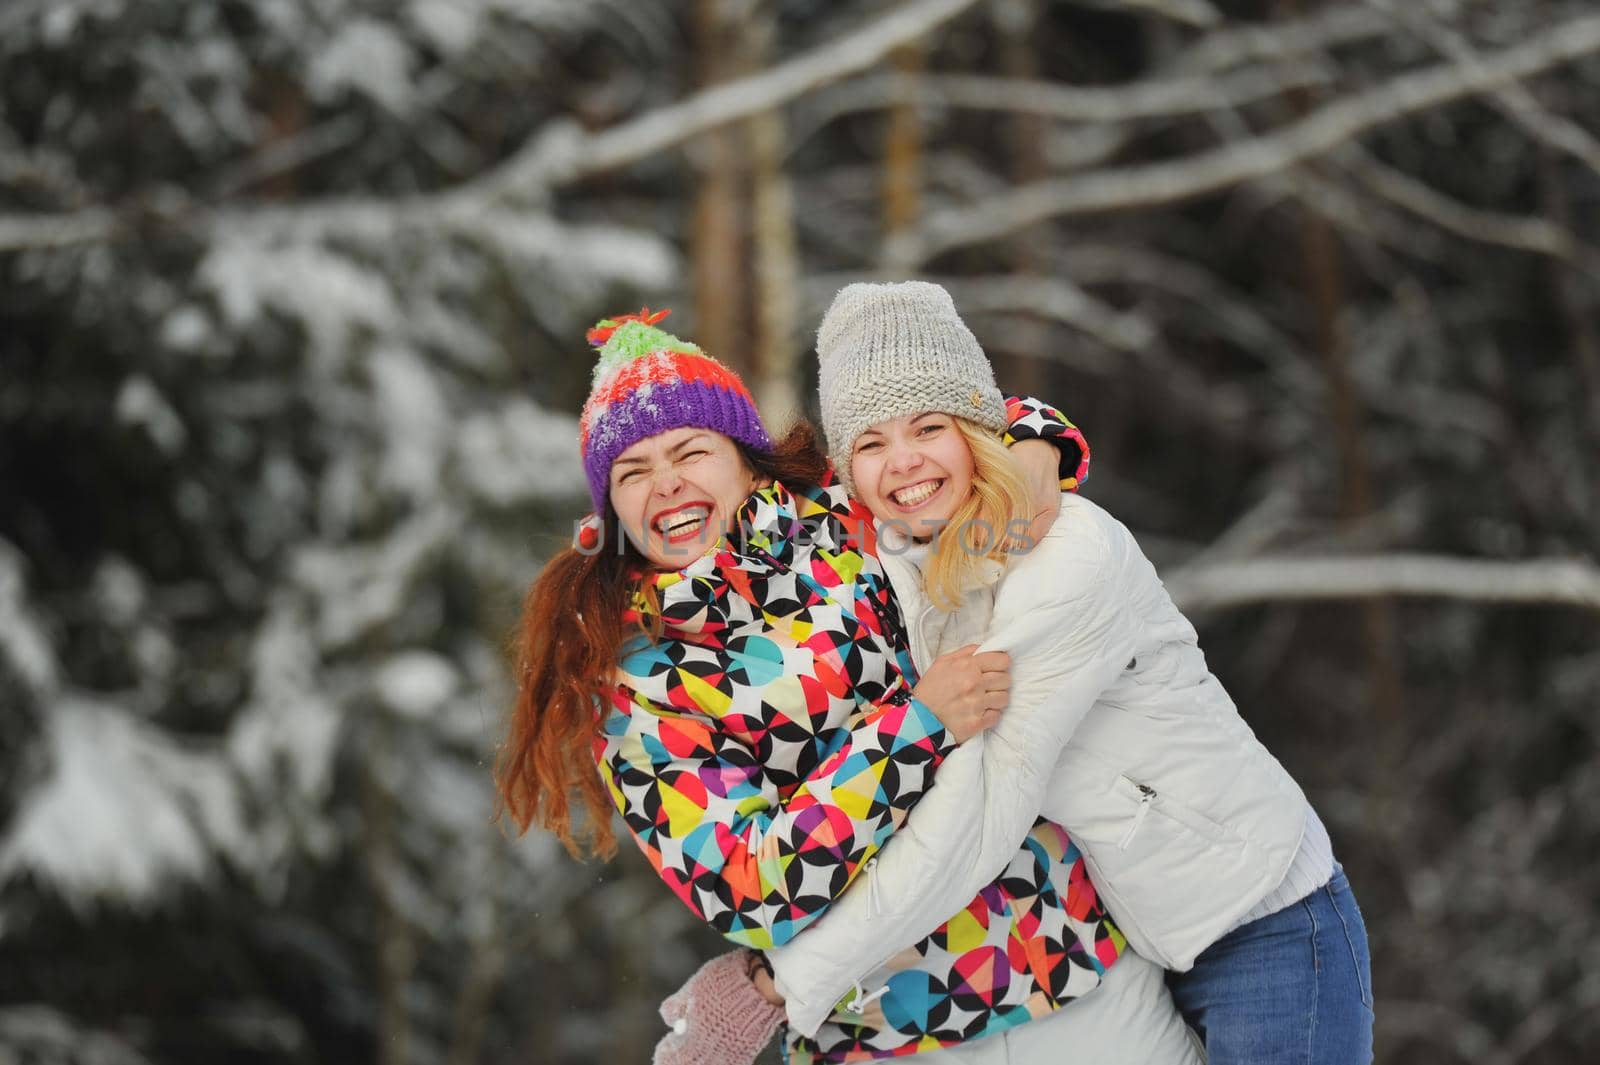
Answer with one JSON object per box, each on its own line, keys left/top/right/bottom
{"left": 771, "top": 493, "right": 1312, "bottom": 1038}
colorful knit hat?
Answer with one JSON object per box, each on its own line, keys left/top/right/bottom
{"left": 578, "top": 309, "right": 771, "bottom": 515}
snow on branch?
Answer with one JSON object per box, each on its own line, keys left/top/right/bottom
{"left": 0, "top": 695, "right": 247, "bottom": 912}
{"left": 1076, "top": 0, "right": 1221, "bottom": 30}
{"left": 0, "top": 0, "right": 986, "bottom": 251}
{"left": 1170, "top": 3, "right": 1391, "bottom": 73}
{"left": 0, "top": 539, "right": 59, "bottom": 694}
{"left": 789, "top": 64, "right": 1334, "bottom": 148}
{"left": 1166, "top": 554, "right": 1600, "bottom": 614}
{"left": 1334, "top": 146, "right": 1600, "bottom": 273}
{"left": 1166, "top": 0, "right": 1487, "bottom": 76}
{"left": 915, "top": 10, "right": 1600, "bottom": 262}
{"left": 1365, "top": 0, "right": 1600, "bottom": 182}
{"left": 446, "top": 0, "right": 984, "bottom": 202}
{"left": 944, "top": 275, "right": 1158, "bottom": 354}
{"left": 0, "top": 207, "right": 116, "bottom": 252}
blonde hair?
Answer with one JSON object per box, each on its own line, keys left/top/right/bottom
{"left": 923, "top": 419, "right": 1033, "bottom": 611}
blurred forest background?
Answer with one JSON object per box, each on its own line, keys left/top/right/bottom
{"left": 2, "top": 0, "right": 1598, "bottom": 1063}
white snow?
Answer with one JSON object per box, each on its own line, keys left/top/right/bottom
{"left": 0, "top": 1005, "right": 152, "bottom": 1065}
{"left": 455, "top": 398, "right": 587, "bottom": 505}
{"left": 307, "top": 18, "right": 415, "bottom": 114}
{"left": 228, "top": 593, "right": 342, "bottom": 804}
{"left": 90, "top": 555, "right": 146, "bottom": 627}
{"left": 159, "top": 305, "right": 211, "bottom": 352}
{"left": 370, "top": 345, "right": 450, "bottom": 501}
{"left": 114, "top": 375, "right": 187, "bottom": 454}
{"left": 38, "top": 0, "right": 127, "bottom": 46}
{"left": 200, "top": 235, "right": 400, "bottom": 373}
{"left": 292, "top": 507, "right": 458, "bottom": 649}
{"left": 470, "top": 216, "right": 677, "bottom": 301}
{"left": 408, "top": 0, "right": 479, "bottom": 56}
{"left": 372, "top": 650, "right": 459, "bottom": 719}
{"left": 0, "top": 695, "right": 245, "bottom": 912}
{"left": 0, "top": 541, "right": 59, "bottom": 695}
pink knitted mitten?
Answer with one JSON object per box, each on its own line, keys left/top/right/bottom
{"left": 653, "top": 950, "right": 784, "bottom": 1065}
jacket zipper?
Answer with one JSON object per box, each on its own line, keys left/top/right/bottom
{"left": 1117, "top": 783, "right": 1157, "bottom": 850}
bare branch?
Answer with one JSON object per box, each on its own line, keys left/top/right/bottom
{"left": 1168, "top": 0, "right": 1480, "bottom": 75}
{"left": 1167, "top": 554, "right": 1600, "bottom": 614}
{"left": 1170, "top": 5, "right": 1389, "bottom": 74}
{"left": 786, "top": 63, "right": 1334, "bottom": 161}
{"left": 915, "top": 11, "right": 1600, "bottom": 261}
{"left": 1365, "top": 0, "right": 1600, "bottom": 181}
{"left": 944, "top": 275, "right": 1159, "bottom": 354}
{"left": 208, "top": 114, "right": 367, "bottom": 199}
{"left": 1058, "top": 243, "right": 1319, "bottom": 380}
{"left": 1334, "top": 145, "right": 1600, "bottom": 275}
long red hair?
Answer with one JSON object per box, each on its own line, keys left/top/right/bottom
{"left": 495, "top": 422, "right": 829, "bottom": 858}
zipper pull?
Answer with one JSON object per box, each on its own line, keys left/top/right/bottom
{"left": 845, "top": 978, "right": 890, "bottom": 1014}
{"left": 864, "top": 856, "right": 882, "bottom": 918}
{"left": 1117, "top": 784, "right": 1156, "bottom": 850}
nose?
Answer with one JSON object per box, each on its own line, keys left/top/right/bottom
{"left": 886, "top": 439, "right": 922, "bottom": 475}
{"left": 650, "top": 466, "right": 684, "bottom": 497}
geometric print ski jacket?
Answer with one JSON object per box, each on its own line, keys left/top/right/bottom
{"left": 597, "top": 478, "right": 954, "bottom": 951}
{"left": 595, "top": 398, "right": 1122, "bottom": 1061}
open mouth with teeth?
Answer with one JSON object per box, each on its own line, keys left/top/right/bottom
{"left": 889, "top": 479, "right": 945, "bottom": 510}
{"left": 652, "top": 504, "right": 713, "bottom": 543}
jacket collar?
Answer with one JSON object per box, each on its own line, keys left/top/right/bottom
{"left": 872, "top": 517, "right": 1004, "bottom": 590}
{"left": 630, "top": 481, "right": 847, "bottom": 636}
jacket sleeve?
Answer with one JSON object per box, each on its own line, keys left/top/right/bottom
{"left": 1003, "top": 395, "right": 1092, "bottom": 491}
{"left": 768, "top": 502, "right": 1138, "bottom": 1036}
{"left": 597, "top": 680, "right": 956, "bottom": 952}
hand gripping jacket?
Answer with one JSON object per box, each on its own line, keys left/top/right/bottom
{"left": 597, "top": 399, "right": 1123, "bottom": 1062}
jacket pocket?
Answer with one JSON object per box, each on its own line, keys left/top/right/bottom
{"left": 1111, "top": 775, "right": 1229, "bottom": 848}
{"left": 1062, "top": 774, "right": 1249, "bottom": 970}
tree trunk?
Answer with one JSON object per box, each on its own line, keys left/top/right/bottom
{"left": 991, "top": 0, "right": 1051, "bottom": 397}
{"left": 363, "top": 739, "right": 414, "bottom": 1065}
{"left": 881, "top": 41, "right": 925, "bottom": 275}
{"left": 1538, "top": 146, "right": 1600, "bottom": 547}
{"left": 690, "top": 0, "right": 750, "bottom": 372}
{"left": 1280, "top": 0, "right": 1407, "bottom": 763}
{"left": 745, "top": 13, "right": 804, "bottom": 426}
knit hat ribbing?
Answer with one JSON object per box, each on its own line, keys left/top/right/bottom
{"left": 578, "top": 309, "right": 770, "bottom": 515}
{"left": 816, "top": 281, "right": 1006, "bottom": 496}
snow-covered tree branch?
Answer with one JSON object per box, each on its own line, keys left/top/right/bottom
{"left": 1168, "top": 554, "right": 1600, "bottom": 614}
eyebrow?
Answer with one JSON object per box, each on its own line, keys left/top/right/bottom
{"left": 668, "top": 432, "right": 711, "bottom": 456}
{"left": 614, "top": 433, "right": 711, "bottom": 472}
{"left": 909, "top": 412, "right": 943, "bottom": 424}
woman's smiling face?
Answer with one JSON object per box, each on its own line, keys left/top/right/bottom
{"left": 609, "top": 428, "right": 762, "bottom": 569}
{"left": 849, "top": 412, "right": 976, "bottom": 541}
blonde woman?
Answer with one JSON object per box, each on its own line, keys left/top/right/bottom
{"left": 662, "top": 283, "right": 1372, "bottom": 1065}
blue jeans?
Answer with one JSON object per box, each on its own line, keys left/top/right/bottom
{"left": 1166, "top": 865, "right": 1374, "bottom": 1065}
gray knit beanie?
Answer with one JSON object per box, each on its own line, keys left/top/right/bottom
{"left": 816, "top": 281, "right": 1006, "bottom": 496}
